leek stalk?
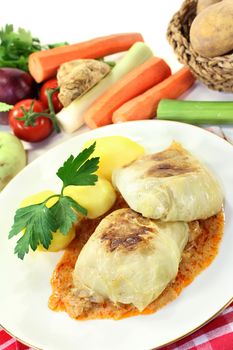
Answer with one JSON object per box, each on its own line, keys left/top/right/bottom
{"left": 157, "top": 99, "right": 233, "bottom": 124}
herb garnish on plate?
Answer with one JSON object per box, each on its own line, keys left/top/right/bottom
{"left": 8, "top": 142, "right": 99, "bottom": 260}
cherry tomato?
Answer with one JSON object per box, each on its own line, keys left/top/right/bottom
{"left": 40, "top": 78, "right": 63, "bottom": 113}
{"left": 9, "top": 99, "right": 53, "bottom": 142}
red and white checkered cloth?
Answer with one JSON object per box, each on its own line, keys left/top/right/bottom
{"left": 1, "top": 126, "right": 232, "bottom": 350}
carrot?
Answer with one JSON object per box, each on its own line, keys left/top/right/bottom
{"left": 112, "top": 67, "right": 195, "bottom": 123}
{"left": 84, "top": 57, "right": 171, "bottom": 129}
{"left": 29, "top": 33, "right": 144, "bottom": 83}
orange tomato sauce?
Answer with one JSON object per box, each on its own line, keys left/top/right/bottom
{"left": 49, "top": 195, "right": 224, "bottom": 321}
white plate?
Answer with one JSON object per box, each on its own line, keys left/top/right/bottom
{"left": 0, "top": 120, "right": 233, "bottom": 350}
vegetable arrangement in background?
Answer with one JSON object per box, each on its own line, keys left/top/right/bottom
{"left": 0, "top": 27, "right": 198, "bottom": 141}
{"left": 1, "top": 24, "right": 226, "bottom": 149}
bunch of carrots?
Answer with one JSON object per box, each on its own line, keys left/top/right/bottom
{"left": 84, "top": 64, "right": 194, "bottom": 128}
{"left": 29, "top": 33, "right": 195, "bottom": 132}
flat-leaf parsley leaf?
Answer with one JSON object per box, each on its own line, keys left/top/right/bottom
{"left": 9, "top": 142, "right": 99, "bottom": 259}
{"left": 57, "top": 142, "right": 99, "bottom": 187}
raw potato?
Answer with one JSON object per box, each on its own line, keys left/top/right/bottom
{"left": 190, "top": 1, "right": 233, "bottom": 57}
{"left": 64, "top": 177, "right": 116, "bottom": 219}
{"left": 20, "top": 191, "right": 76, "bottom": 252}
{"left": 197, "top": 0, "right": 221, "bottom": 14}
{"left": 84, "top": 136, "right": 145, "bottom": 181}
{"left": 57, "top": 59, "right": 110, "bottom": 107}
{"left": 0, "top": 132, "right": 26, "bottom": 191}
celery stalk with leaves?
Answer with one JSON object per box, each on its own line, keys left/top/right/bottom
{"left": 9, "top": 142, "right": 99, "bottom": 260}
{"left": 0, "top": 24, "right": 67, "bottom": 71}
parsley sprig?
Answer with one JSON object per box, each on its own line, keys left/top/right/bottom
{"left": 8, "top": 142, "right": 99, "bottom": 260}
{"left": 0, "top": 24, "right": 68, "bottom": 71}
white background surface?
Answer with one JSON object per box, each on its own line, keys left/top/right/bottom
{"left": 0, "top": 0, "right": 233, "bottom": 161}
{"left": 1, "top": 3, "right": 233, "bottom": 348}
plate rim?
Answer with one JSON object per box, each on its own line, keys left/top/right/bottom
{"left": 1, "top": 298, "right": 232, "bottom": 350}
{"left": 0, "top": 120, "right": 232, "bottom": 350}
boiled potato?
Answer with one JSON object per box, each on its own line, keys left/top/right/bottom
{"left": 197, "top": 0, "right": 221, "bottom": 14}
{"left": 84, "top": 136, "right": 145, "bottom": 181}
{"left": 64, "top": 176, "right": 116, "bottom": 219}
{"left": 20, "top": 190, "right": 57, "bottom": 208}
{"left": 190, "top": 0, "right": 233, "bottom": 57}
{"left": 20, "top": 190, "right": 76, "bottom": 252}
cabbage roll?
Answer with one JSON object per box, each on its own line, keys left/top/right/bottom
{"left": 112, "top": 142, "right": 223, "bottom": 221}
{"left": 73, "top": 208, "right": 189, "bottom": 311}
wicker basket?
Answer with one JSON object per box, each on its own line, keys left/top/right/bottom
{"left": 167, "top": 0, "right": 233, "bottom": 92}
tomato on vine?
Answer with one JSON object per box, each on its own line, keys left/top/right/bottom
{"left": 40, "top": 78, "right": 63, "bottom": 113}
{"left": 9, "top": 89, "right": 60, "bottom": 142}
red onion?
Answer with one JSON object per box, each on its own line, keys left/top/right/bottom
{"left": 0, "top": 68, "right": 36, "bottom": 124}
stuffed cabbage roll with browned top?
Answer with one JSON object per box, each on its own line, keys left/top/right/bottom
{"left": 73, "top": 208, "right": 189, "bottom": 311}
{"left": 112, "top": 142, "right": 223, "bottom": 222}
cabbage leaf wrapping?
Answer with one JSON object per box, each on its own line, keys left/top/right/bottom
{"left": 73, "top": 208, "right": 189, "bottom": 311}
{"left": 112, "top": 142, "right": 223, "bottom": 221}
